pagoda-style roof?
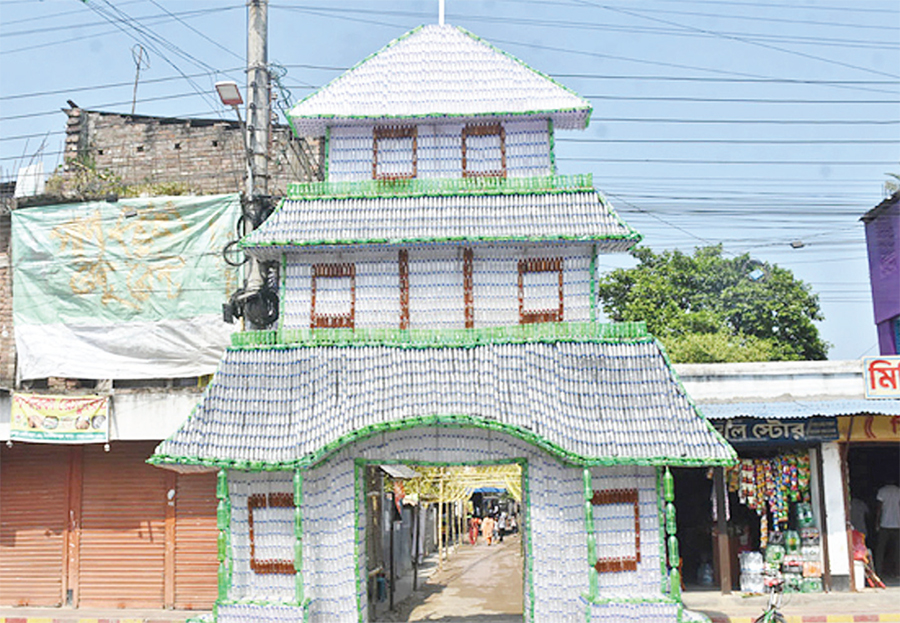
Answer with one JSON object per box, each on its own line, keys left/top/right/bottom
{"left": 241, "top": 176, "right": 639, "bottom": 257}
{"left": 149, "top": 323, "right": 736, "bottom": 472}
{"left": 288, "top": 24, "right": 592, "bottom": 136}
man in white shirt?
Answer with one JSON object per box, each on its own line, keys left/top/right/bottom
{"left": 875, "top": 477, "right": 900, "bottom": 578}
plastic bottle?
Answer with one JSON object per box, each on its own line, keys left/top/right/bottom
{"left": 663, "top": 467, "right": 675, "bottom": 502}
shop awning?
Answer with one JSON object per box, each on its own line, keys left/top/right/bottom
{"left": 700, "top": 399, "right": 900, "bottom": 420}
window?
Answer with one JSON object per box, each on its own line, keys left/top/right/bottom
{"left": 311, "top": 263, "right": 355, "bottom": 328}
{"left": 518, "top": 258, "right": 563, "bottom": 324}
{"left": 591, "top": 488, "right": 641, "bottom": 574}
{"left": 248, "top": 493, "right": 296, "bottom": 575}
{"left": 373, "top": 126, "right": 417, "bottom": 180}
{"left": 462, "top": 123, "right": 506, "bottom": 178}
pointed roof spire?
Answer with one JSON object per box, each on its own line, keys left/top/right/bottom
{"left": 289, "top": 24, "right": 592, "bottom": 136}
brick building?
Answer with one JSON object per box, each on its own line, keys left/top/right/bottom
{"left": 0, "top": 106, "right": 320, "bottom": 610}
{"left": 59, "top": 106, "right": 322, "bottom": 196}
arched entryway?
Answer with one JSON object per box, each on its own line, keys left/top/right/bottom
{"left": 362, "top": 462, "right": 526, "bottom": 622}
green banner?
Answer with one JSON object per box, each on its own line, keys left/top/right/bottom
{"left": 12, "top": 194, "right": 240, "bottom": 326}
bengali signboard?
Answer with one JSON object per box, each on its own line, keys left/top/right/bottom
{"left": 10, "top": 393, "right": 109, "bottom": 443}
{"left": 837, "top": 415, "right": 900, "bottom": 442}
{"left": 865, "top": 356, "right": 900, "bottom": 399}
{"left": 711, "top": 417, "right": 839, "bottom": 446}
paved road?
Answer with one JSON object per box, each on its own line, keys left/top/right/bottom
{"left": 682, "top": 584, "right": 900, "bottom": 621}
{"left": 380, "top": 533, "right": 525, "bottom": 622}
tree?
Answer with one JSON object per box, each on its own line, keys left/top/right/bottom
{"left": 596, "top": 245, "right": 829, "bottom": 363}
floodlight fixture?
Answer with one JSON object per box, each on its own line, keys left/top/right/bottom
{"left": 215, "top": 81, "right": 243, "bottom": 107}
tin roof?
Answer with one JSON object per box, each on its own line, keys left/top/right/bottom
{"left": 288, "top": 24, "right": 592, "bottom": 136}
{"left": 150, "top": 323, "right": 735, "bottom": 471}
{"left": 242, "top": 182, "right": 639, "bottom": 255}
{"left": 700, "top": 399, "right": 900, "bottom": 420}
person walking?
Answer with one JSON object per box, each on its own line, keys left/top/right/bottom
{"left": 482, "top": 514, "right": 495, "bottom": 546}
{"left": 468, "top": 515, "right": 481, "bottom": 546}
{"left": 498, "top": 511, "right": 507, "bottom": 543}
{"left": 875, "top": 477, "right": 900, "bottom": 579}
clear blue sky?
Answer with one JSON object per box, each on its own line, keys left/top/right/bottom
{"left": 1, "top": 0, "right": 898, "bottom": 361}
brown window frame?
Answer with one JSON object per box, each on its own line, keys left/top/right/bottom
{"left": 248, "top": 492, "right": 296, "bottom": 575}
{"left": 517, "top": 257, "right": 563, "bottom": 324}
{"left": 463, "top": 248, "right": 474, "bottom": 329}
{"left": 462, "top": 122, "right": 507, "bottom": 179}
{"left": 311, "top": 263, "right": 355, "bottom": 329}
{"left": 373, "top": 126, "right": 417, "bottom": 181}
{"left": 399, "top": 250, "right": 410, "bottom": 330}
{"left": 591, "top": 488, "right": 641, "bottom": 574}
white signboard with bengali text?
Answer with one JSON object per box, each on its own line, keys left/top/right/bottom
{"left": 864, "top": 356, "right": 900, "bottom": 399}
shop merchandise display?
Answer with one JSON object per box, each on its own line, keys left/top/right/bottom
{"left": 730, "top": 454, "right": 823, "bottom": 593}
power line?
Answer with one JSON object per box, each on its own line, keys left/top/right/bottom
{"left": 74, "top": 0, "right": 223, "bottom": 113}
{"left": 553, "top": 74, "right": 899, "bottom": 86}
{"left": 573, "top": 0, "right": 900, "bottom": 79}
{"left": 560, "top": 138, "right": 898, "bottom": 145}
{"left": 583, "top": 95, "right": 898, "bottom": 104}
{"left": 1, "top": 6, "right": 240, "bottom": 39}
{"left": 587, "top": 117, "right": 899, "bottom": 124}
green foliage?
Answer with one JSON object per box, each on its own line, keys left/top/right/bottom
{"left": 885, "top": 172, "right": 899, "bottom": 195}
{"left": 120, "top": 181, "right": 193, "bottom": 197}
{"left": 44, "top": 155, "right": 125, "bottom": 200}
{"left": 596, "top": 245, "right": 829, "bottom": 363}
{"left": 44, "top": 155, "right": 195, "bottom": 201}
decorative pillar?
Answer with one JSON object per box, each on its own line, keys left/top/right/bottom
{"left": 216, "top": 469, "right": 232, "bottom": 602}
{"left": 293, "top": 468, "right": 304, "bottom": 605}
{"left": 713, "top": 466, "right": 731, "bottom": 595}
{"left": 663, "top": 466, "right": 681, "bottom": 600}
{"left": 583, "top": 467, "right": 599, "bottom": 600}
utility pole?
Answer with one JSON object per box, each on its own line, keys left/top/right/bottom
{"left": 247, "top": 0, "right": 269, "bottom": 203}
{"left": 244, "top": 0, "right": 268, "bottom": 303}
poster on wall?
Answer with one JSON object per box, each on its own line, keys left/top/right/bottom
{"left": 10, "top": 393, "right": 109, "bottom": 443}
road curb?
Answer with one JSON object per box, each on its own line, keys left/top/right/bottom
{"left": 0, "top": 617, "right": 195, "bottom": 623}
{"left": 707, "top": 616, "right": 900, "bottom": 623}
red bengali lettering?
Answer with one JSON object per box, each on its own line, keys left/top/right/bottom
{"left": 868, "top": 359, "right": 899, "bottom": 391}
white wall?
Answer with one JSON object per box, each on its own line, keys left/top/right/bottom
{"left": 327, "top": 119, "right": 552, "bottom": 182}
{"left": 820, "top": 441, "right": 850, "bottom": 577}
{"left": 0, "top": 389, "right": 201, "bottom": 442}
{"left": 282, "top": 244, "right": 595, "bottom": 331}
{"left": 674, "top": 360, "right": 864, "bottom": 402}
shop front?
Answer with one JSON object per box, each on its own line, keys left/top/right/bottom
{"left": 674, "top": 413, "right": 837, "bottom": 595}
{"left": 0, "top": 391, "right": 218, "bottom": 610}
{"left": 839, "top": 413, "right": 900, "bottom": 589}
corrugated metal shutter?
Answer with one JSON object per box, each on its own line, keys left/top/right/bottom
{"left": 174, "top": 472, "right": 218, "bottom": 609}
{"left": 77, "top": 442, "right": 166, "bottom": 608}
{"left": 0, "top": 444, "right": 68, "bottom": 606}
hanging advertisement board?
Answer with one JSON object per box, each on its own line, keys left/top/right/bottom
{"left": 12, "top": 194, "right": 240, "bottom": 380}
{"left": 10, "top": 393, "right": 109, "bottom": 443}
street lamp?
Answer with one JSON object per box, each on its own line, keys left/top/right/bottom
{"left": 215, "top": 80, "right": 269, "bottom": 326}
{"left": 215, "top": 80, "right": 243, "bottom": 107}
{"left": 215, "top": 81, "right": 253, "bottom": 200}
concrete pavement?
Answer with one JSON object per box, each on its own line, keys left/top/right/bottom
{"left": 682, "top": 586, "right": 900, "bottom": 623}
{"left": 378, "top": 533, "right": 524, "bottom": 622}
{"left": 3, "top": 547, "right": 898, "bottom": 623}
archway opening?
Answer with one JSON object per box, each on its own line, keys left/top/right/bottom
{"left": 363, "top": 462, "right": 526, "bottom": 622}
